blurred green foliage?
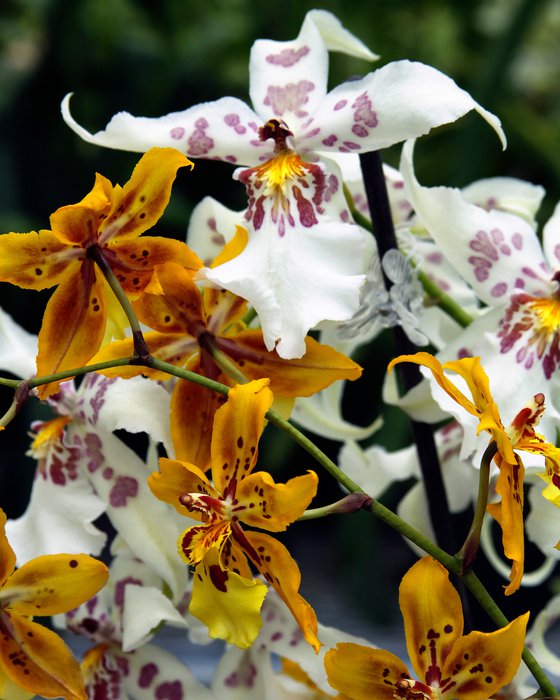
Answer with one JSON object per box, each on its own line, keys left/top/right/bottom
{"left": 0, "top": 0, "right": 559, "bottom": 629}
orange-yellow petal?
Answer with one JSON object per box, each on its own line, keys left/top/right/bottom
{"left": 91, "top": 330, "right": 197, "bottom": 380}
{"left": 49, "top": 173, "right": 112, "bottom": 246}
{"left": 109, "top": 237, "right": 201, "bottom": 296}
{"left": 36, "top": 262, "right": 107, "bottom": 398}
{"left": 189, "top": 547, "right": 267, "bottom": 648}
{"left": 0, "top": 231, "right": 80, "bottom": 290}
{"left": 399, "top": 557, "right": 463, "bottom": 685}
{"left": 217, "top": 330, "right": 362, "bottom": 396}
{"left": 235, "top": 470, "right": 318, "bottom": 532}
{"left": 99, "top": 147, "right": 193, "bottom": 243}
{"left": 325, "top": 643, "right": 411, "bottom": 700}
{"left": 486, "top": 454, "right": 525, "bottom": 595}
{"left": 5, "top": 554, "right": 108, "bottom": 616}
{"left": 0, "top": 664, "right": 35, "bottom": 700}
{"left": 242, "top": 530, "right": 320, "bottom": 652}
{"left": 441, "top": 612, "right": 529, "bottom": 699}
{"left": 0, "top": 612, "right": 87, "bottom": 700}
{"left": 148, "top": 457, "right": 218, "bottom": 516}
{"left": 133, "top": 261, "right": 206, "bottom": 333}
{"left": 0, "top": 509, "right": 16, "bottom": 588}
{"left": 210, "top": 225, "right": 248, "bottom": 267}
{"left": 211, "top": 379, "right": 273, "bottom": 494}
{"left": 171, "top": 375, "right": 227, "bottom": 470}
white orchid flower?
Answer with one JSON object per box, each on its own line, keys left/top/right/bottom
{"left": 62, "top": 9, "right": 504, "bottom": 359}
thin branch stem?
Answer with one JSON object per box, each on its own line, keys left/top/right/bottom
{"left": 457, "top": 442, "right": 496, "bottom": 570}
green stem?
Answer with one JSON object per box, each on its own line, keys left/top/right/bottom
{"left": 88, "top": 245, "right": 150, "bottom": 360}
{"left": 343, "top": 183, "right": 373, "bottom": 232}
{"left": 0, "top": 396, "right": 18, "bottom": 428}
{"left": 457, "top": 442, "right": 496, "bottom": 570}
{"left": 0, "top": 377, "right": 19, "bottom": 388}
{"left": 27, "top": 357, "right": 137, "bottom": 389}
{"left": 416, "top": 269, "right": 473, "bottom": 328}
{"left": 198, "top": 333, "right": 248, "bottom": 385}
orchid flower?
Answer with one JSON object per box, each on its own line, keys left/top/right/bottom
{"left": 389, "top": 351, "right": 560, "bottom": 594}
{"left": 0, "top": 147, "right": 201, "bottom": 397}
{"left": 91, "top": 259, "right": 362, "bottom": 469}
{"left": 0, "top": 508, "right": 108, "bottom": 700}
{"left": 325, "top": 557, "right": 528, "bottom": 700}
{"left": 149, "top": 379, "right": 320, "bottom": 651}
{"left": 62, "top": 9, "right": 504, "bottom": 359}
{"left": 399, "top": 139, "right": 560, "bottom": 443}
{"left": 5, "top": 371, "right": 194, "bottom": 606}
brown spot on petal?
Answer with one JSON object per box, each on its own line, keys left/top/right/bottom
{"left": 69, "top": 559, "right": 78, "bottom": 568}
{"left": 209, "top": 564, "right": 228, "bottom": 592}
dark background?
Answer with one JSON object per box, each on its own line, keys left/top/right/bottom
{"left": 0, "top": 0, "right": 559, "bottom": 637}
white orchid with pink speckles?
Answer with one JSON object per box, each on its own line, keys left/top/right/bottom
{"left": 400, "top": 139, "right": 560, "bottom": 447}
{"left": 62, "top": 9, "right": 505, "bottom": 359}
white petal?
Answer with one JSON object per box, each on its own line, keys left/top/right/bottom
{"left": 62, "top": 93, "right": 271, "bottom": 165}
{"left": 207, "top": 217, "right": 366, "bottom": 358}
{"left": 304, "top": 10, "right": 378, "bottom": 62}
{"left": 187, "top": 196, "right": 244, "bottom": 265}
{"left": 400, "top": 140, "right": 550, "bottom": 305}
{"left": 249, "top": 10, "right": 376, "bottom": 133}
{"left": 0, "top": 305, "right": 37, "bottom": 378}
{"left": 302, "top": 61, "right": 505, "bottom": 154}
{"left": 542, "top": 201, "right": 560, "bottom": 270}
{"left": 338, "top": 440, "right": 419, "bottom": 498}
{"left": 68, "top": 425, "right": 189, "bottom": 600}
{"left": 122, "top": 585, "right": 188, "bottom": 652}
{"left": 119, "top": 644, "right": 214, "bottom": 700}
{"left": 461, "top": 176, "right": 546, "bottom": 226}
{"left": 206, "top": 158, "right": 368, "bottom": 358}
{"left": 382, "top": 370, "right": 449, "bottom": 423}
{"left": 5, "top": 468, "right": 106, "bottom": 564}
{"left": 526, "top": 476, "right": 560, "bottom": 559}
{"left": 88, "top": 375, "right": 173, "bottom": 453}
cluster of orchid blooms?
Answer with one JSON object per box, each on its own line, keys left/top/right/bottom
{"left": 1, "top": 8, "right": 560, "bottom": 700}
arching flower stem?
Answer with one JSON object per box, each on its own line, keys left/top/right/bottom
{"left": 457, "top": 442, "right": 497, "bottom": 572}
{"left": 87, "top": 244, "right": 150, "bottom": 362}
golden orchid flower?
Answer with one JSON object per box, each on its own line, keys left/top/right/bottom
{"left": 0, "top": 508, "right": 109, "bottom": 699}
{"left": 389, "top": 352, "right": 560, "bottom": 595}
{"left": 92, "top": 257, "right": 362, "bottom": 470}
{"left": 148, "top": 379, "right": 321, "bottom": 651}
{"left": 325, "top": 557, "right": 529, "bottom": 700}
{"left": 0, "top": 147, "right": 201, "bottom": 398}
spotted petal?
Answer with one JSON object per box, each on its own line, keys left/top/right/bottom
{"left": 62, "top": 94, "right": 272, "bottom": 165}
{"left": 235, "top": 470, "right": 318, "bottom": 532}
{"left": 249, "top": 10, "right": 376, "bottom": 134}
{"left": 210, "top": 379, "right": 273, "bottom": 493}
{"left": 0, "top": 510, "right": 16, "bottom": 588}
{"left": 399, "top": 557, "right": 463, "bottom": 685}
{"left": 36, "top": 263, "right": 107, "bottom": 398}
{"left": 301, "top": 61, "right": 505, "bottom": 156}
{"left": 0, "top": 613, "right": 87, "bottom": 700}
{"left": 400, "top": 140, "right": 550, "bottom": 305}
{"left": 325, "top": 643, "right": 411, "bottom": 700}
{"left": 206, "top": 156, "right": 368, "bottom": 359}
{"left": 441, "top": 613, "right": 529, "bottom": 700}
{"left": 243, "top": 530, "right": 320, "bottom": 652}
{"left": 189, "top": 546, "right": 267, "bottom": 648}
{"left": 0, "top": 231, "right": 79, "bottom": 290}
{"left": 6, "top": 554, "right": 108, "bottom": 616}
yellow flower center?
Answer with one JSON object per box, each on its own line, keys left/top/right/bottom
{"left": 529, "top": 295, "right": 560, "bottom": 336}
{"left": 256, "top": 150, "right": 307, "bottom": 194}
{"left": 29, "top": 416, "right": 70, "bottom": 458}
